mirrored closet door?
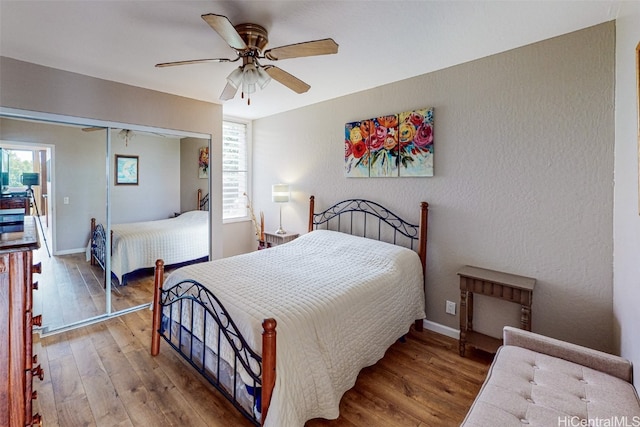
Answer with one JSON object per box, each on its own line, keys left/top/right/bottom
{"left": 0, "top": 111, "right": 211, "bottom": 334}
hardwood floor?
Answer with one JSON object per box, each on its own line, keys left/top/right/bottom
{"left": 33, "top": 307, "right": 493, "bottom": 427}
{"left": 32, "top": 249, "right": 161, "bottom": 333}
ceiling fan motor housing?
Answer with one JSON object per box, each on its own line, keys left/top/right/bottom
{"left": 235, "top": 23, "right": 269, "bottom": 53}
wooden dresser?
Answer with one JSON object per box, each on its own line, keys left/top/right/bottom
{"left": 0, "top": 217, "right": 42, "bottom": 427}
{"left": 0, "top": 196, "right": 30, "bottom": 213}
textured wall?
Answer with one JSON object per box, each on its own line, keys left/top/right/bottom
{"left": 253, "top": 23, "right": 615, "bottom": 351}
{"left": 613, "top": 8, "right": 640, "bottom": 388}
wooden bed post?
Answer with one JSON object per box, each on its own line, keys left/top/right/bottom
{"left": 197, "top": 189, "right": 202, "bottom": 211}
{"left": 415, "top": 202, "right": 429, "bottom": 333}
{"left": 151, "top": 259, "right": 165, "bottom": 356}
{"left": 261, "top": 318, "right": 277, "bottom": 425}
{"left": 308, "top": 195, "right": 315, "bottom": 232}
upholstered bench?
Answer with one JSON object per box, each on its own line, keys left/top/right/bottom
{"left": 462, "top": 326, "right": 640, "bottom": 426}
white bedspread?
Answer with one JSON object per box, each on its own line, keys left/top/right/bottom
{"left": 111, "top": 210, "right": 208, "bottom": 283}
{"left": 162, "top": 229, "right": 426, "bottom": 427}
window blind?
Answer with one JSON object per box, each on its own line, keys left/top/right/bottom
{"left": 222, "top": 121, "right": 248, "bottom": 219}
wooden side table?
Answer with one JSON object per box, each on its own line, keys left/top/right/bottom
{"left": 263, "top": 231, "right": 299, "bottom": 247}
{"left": 457, "top": 265, "right": 535, "bottom": 357}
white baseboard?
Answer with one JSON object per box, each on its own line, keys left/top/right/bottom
{"left": 53, "top": 247, "right": 86, "bottom": 256}
{"left": 422, "top": 319, "right": 460, "bottom": 340}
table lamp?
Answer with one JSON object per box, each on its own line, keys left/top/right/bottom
{"left": 272, "top": 184, "right": 290, "bottom": 234}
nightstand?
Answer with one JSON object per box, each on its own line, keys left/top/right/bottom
{"left": 263, "top": 231, "right": 299, "bottom": 247}
{"left": 457, "top": 265, "right": 535, "bottom": 357}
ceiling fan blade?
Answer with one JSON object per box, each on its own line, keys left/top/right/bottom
{"left": 82, "top": 127, "right": 106, "bottom": 132}
{"left": 219, "top": 81, "right": 239, "bottom": 101}
{"left": 264, "top": 38, "right": 339, "bottom": 61}
{"left": 263, "top": 66, "right": 310, "bottom": 94}
{"left": 155, "top": 58, "right": 234, "bottom": 68}
{"left": 201, "top": 14, "right": 247, "bottom": 51}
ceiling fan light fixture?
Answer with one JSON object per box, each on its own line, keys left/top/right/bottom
{"left": 243, "top": 81, "right": 257, "bottom": 95}
{"left": 226, "top": 67, "right": 244, "bottom": 88}
{"left": 242, "top": 63, "right": 259, "bottom": 85}
{"left": 256, "top": 66, "right": 271, "bottom": 89}
{"left": 118, "top": 129, "right": 135, "bottom": 147}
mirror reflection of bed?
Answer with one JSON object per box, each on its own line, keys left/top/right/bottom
{"left": 89, "top": 189, "right": 210, "bottom": 287}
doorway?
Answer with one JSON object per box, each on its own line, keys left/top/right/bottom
{"left": 0, "top": 142, "right": 54, "bottom": 253}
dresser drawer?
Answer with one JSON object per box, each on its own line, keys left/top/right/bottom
{"left": 0, "top": 197, "right": 29, "bottom": 212}
{"left": 0, "top": 219, "right": 41, "bottom": 427}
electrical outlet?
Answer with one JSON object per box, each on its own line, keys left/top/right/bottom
{"left": 445, "top": 300, "right": 456, "bottom": 315}
{"left": 63, "top": 197, "right": 69, "bottom": 205}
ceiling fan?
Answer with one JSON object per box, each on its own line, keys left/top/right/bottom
{"left": 155, "top": 13, "right": 339, "bottom": 104}
{"left": 81, "top": 127, "right": 165, "bottom": 146}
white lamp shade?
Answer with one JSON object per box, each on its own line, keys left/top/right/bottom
{"left": 256, "top": 66, "right": 272, "bottom": 89}
{"left": 223, "top": 64, "right": 271, "bottom": 101}
{"left": 272, "top": 184, "right": 290, "bottom": 203}
{"left": 243, "top": 63, "right": 259, "bottom": 85}
{"left": 243, "top": 81, "right": 257, "bottom": 95}
{"left": 226, "top": 67, "right": 244, "bottom": 89}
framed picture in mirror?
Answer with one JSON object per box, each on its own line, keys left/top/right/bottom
{"left": 115, "top": 154, "right": 139, "bottom": 185}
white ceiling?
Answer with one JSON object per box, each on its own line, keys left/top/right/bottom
{"left": 0, "top": 1, "right": 636, "bottom": 120}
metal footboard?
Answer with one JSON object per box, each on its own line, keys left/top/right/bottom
{"left": 158, "top": 279, "right": 263, "bottom": 424}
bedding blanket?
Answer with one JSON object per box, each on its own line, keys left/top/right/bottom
{"left": 162, "top": 229, "right": 426, "bottom": 427}
{"left": 111, "top": 210, "right": 208, "bottom": 283}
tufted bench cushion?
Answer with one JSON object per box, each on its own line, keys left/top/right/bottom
{"left": 462, "top": 327, "right": 640, "bottom": 426}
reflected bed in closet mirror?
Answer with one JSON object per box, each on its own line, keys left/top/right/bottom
{"left": 89, "top": 189, "right": 209, "bottom": 285}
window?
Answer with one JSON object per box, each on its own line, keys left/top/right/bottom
{"left": 222, "top": 120, "right": 250, "bottom": 221}
{"left": 3, "top": 149, "right": 33, "bottom": 187}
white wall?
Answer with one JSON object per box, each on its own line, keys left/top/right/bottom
{"left": 253, "top": 23, "right": 616, "bottom": 352}
{"left": 613, "top": 8, "right": 640, "bottom": 389}
{"left": 110, "top": 132, "right": 181, "bottom": 223}
{"left": 222, "top": 220, "right": 256, "bottom": 257}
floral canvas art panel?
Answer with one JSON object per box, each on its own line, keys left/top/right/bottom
{"left": 398, "top": 108, "right": 434, "bottom": 177}
{"left": 345, "top": 120, "right": 370, "bottom": 177}
{"left": 370, "top": 115, "right": 399, "bottom": 177}
{"left": 199, "top": 146, "right": 209, "bottom": 179}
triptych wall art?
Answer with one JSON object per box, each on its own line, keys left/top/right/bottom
{"left": 345, "top": 107, "right": 434, "bottom": 178}
{"left": 199, "top": 146, "right": 209, "bottom": 179}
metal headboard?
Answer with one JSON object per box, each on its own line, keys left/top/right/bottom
{"left": 199, "top": 192, "right": 209, "bottom": 211}
{"left": 197, "top": 188, "right": 209, "bottom": 211}
{"left": 307, "top": 196, "right": 428, "bottom": 271}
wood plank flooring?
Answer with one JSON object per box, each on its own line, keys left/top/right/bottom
{"left": 30, "top": 219, "right": 170, "bottom": 333}
{"left": 33, "top": 307, "right": 493, "bottom": 427}
{"left": 32, "top": 248, "right": 161, "bottom": 333}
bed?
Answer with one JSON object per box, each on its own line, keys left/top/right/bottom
{"left": 150, "top": 196, "right": 429, "bottom": 426}
{"left": 90, "top": 189, "right": 209, "bottom": 285}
